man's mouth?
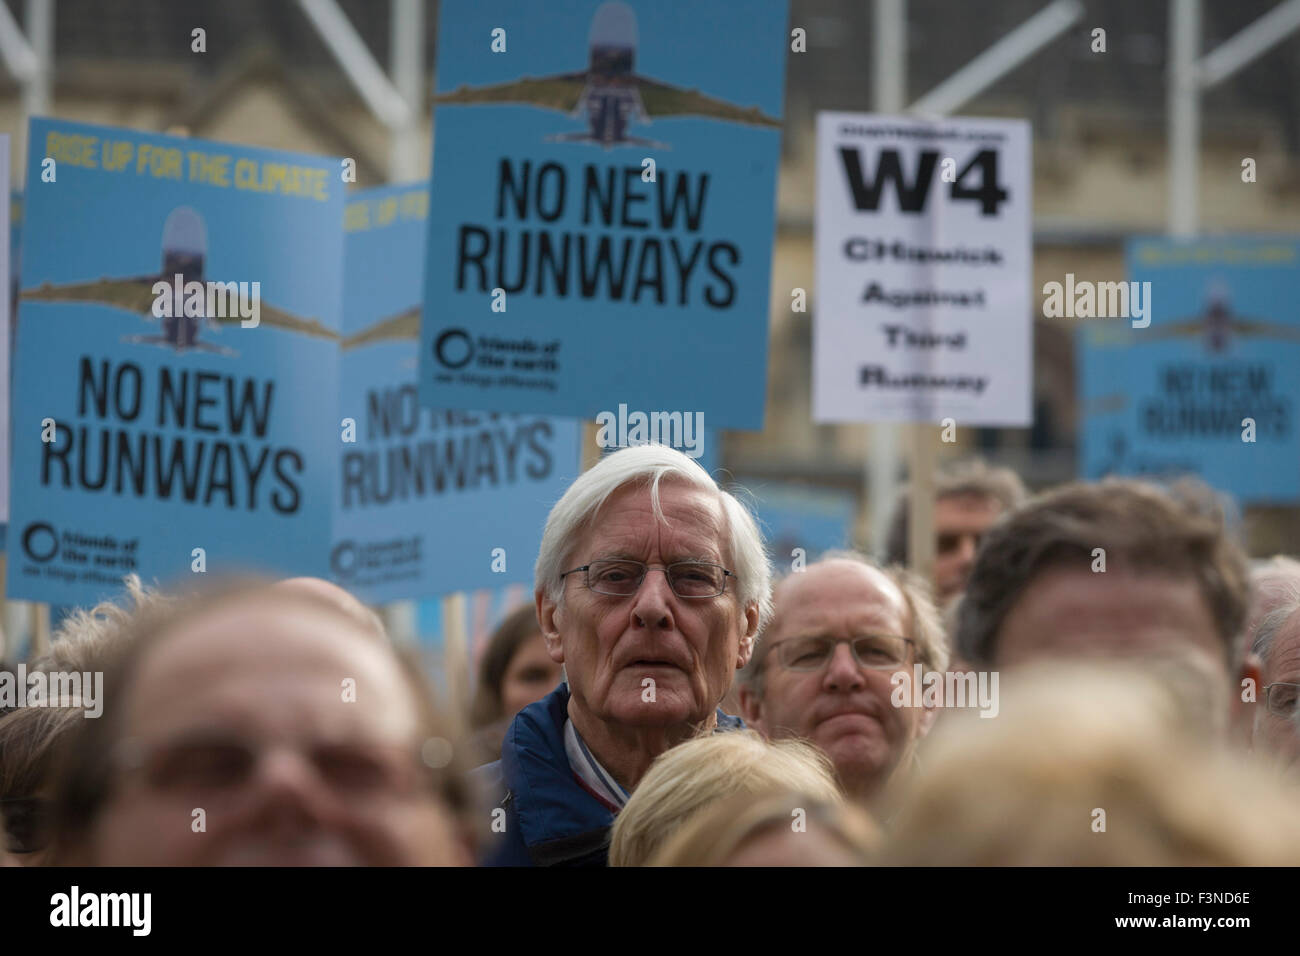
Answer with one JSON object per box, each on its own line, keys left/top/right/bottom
{"left": 818, "top": 708, "right": 880, "bottom": 728}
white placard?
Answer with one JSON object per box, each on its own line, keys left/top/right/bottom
{"left": 814, "top": 113, "right": 1031, "bottom": 426}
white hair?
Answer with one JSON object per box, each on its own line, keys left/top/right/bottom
{"left": 534, "top": 444, "right": 773, "bottom": 629}
{"left": 1254, "top": 587, "right": 1300, "bottom": 668}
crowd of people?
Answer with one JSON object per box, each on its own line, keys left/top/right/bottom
{"left": 3, "top": 443, "right": 1299, "bottom": 867}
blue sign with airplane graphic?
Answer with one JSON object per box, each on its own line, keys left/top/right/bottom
{"left": 9, "top": 118, "right": 345, "bottom": 603}
{"left": 336, "top": 183, "right": 582, "bottom": 601}
{"left": 1078, "top": 237, "right": 1300, "bottom": 503}
{"left": 418, "top": 0, "right": 788, "bottom": 430}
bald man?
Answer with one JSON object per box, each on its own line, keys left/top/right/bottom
{"left": 276, "top": 577, "right": 386, "bottom": 640}
{"left": 738, "top": 553, "right": 947, "bottom": 803}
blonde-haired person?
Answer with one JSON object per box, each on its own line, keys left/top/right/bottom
{"left": 647, "top": 790, "right": 879, "bottom": 867}
{"left": 881, "top": 660, "right": 1300, "bottom": 865}
{"left": 608, "top": 730, "right": 844, "bottom": 867}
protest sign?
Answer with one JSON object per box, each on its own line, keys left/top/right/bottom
{"left": 337, "top": 183, "right": 581, "bottom": 600}
{"left": 743, "top": 479, "right": 856, "bottom": 566}
{"left": 814, "top": 113, "right": 1032, "bottom": 426}
{"left": 8, "top": 119, "right": 344, "bottom": 603}
{"left": 1079, "top": 237, "right": 1300, "bottom": 503}
{"left": 418, "top": 0, "right": 788, "bottom": 430}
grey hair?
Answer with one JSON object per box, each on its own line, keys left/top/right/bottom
{"left": 534, "top": 444, "right": 773, "bottom": 630}
{"left": 885, "top": 458, "right": 1027, "bottom": 565}
{"left": 1253, "top": 585, "right": 1300, "bottom": 668}
{"left": 739, "top": 549, "right": 949, "bottom": 699}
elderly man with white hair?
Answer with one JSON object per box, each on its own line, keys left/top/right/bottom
{"left": 1250, "top": 559, "right": 1300, "bottom": 769}
{"left": 475, "top": 444, "right": 772, "bottom": 866}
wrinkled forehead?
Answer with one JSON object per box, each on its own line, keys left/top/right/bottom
{"left": 125, "top": 597, "right": 416, "bottom": 737}
{"left": 771, "top": 561, "right": 908, "bottom": 637}
{"left": 583, "top": 478, "right": 730, "bottom": 558}
{"left": 1265, "top": 610, "right": 1300, "bottom": 677}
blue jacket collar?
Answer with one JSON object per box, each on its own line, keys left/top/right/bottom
{"left": 501, "top": 683, "right": 746, "bottom": 860}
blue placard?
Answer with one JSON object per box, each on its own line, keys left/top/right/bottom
{"left": 742, "top": 479, "right": 857, "bottom": 568}
{"left": 418, "top": 0, "right": 788, "bottom": 430}
{"left": 335, "top": 183, "right": 581, "bottom": 600}
{"left": 593, "top": 415, "right": 719, "bottom": 476}
{"left": 8, "top": 119, "right": 345, "bottom": 604}
{"left": 1079, "top": 237, "right": 1300, "bottom": 503}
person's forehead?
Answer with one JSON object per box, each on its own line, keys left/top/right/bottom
{"left": 127, "top": 599, "right": 413, "bottom": 732}
{"left": 935, "top": 492, "right": 1003, "bottom": 525}
{"left": 772, "top": 561, "right": 907, "bottom": 636}
{"left": 1265, "top": 612, "right": 1300, "bottom": 681}
{"left": 1007, "top": 566, "right": 1214, "bottom": 636}
{"left": 586, "top": 480, "right": 727, "bottom": 555}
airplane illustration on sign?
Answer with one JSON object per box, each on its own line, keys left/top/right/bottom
{"left": 1138, "top": 283, "right": 1300, "bottom": 354}
{"left": 21, "top": 206, "right": 338, "bottom": 357}
{"left": 1095, "top": 282, "right": 1300, "bottom": 354}
{"left": 435, "top": 1, "right": 780, "bottom": 148}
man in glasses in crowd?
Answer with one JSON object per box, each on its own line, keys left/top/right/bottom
{"left": 46, "top": 581, "right": 472, "bottom": 866}
{"left": 1251, "top": 583, "right": 1300, "bottom": 769}
{"left": 476, "top": 444, "right": 772, "bottom": 866}
{"left": 737, "top": 552, "right": 947, "bottom": 805}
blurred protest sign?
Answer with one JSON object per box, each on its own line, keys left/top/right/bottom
{"left": 336, "top": 183, "right": 581, "bottom": 601}
{"left": 742, "top": 479, "right": 857, "bottom": 567}
{"left": 589, "top": 410, "right": 718, "bottom": 475}
{"left": 1079, "top": 237, "right": 1300, "bottom": 503}
{"left": 8, "top": 119, "right": 344, "bottom": 604}
{"left": 814, "top": 113, "right": 1032, "bottom": 426}
{"left": 418, "top": 0, "right": 788, "bottom": 429}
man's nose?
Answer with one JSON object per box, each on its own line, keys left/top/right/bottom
{"left": 630, "top": 567, "right": 676, "bottom": 629}
{"left": 238, "top": 748, "right": 339, "bottom": 826}
{"left": 824, "top": 642, "right": 865, "bottom": 690}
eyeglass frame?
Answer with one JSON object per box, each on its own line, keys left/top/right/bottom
{"left": 766, "top": 633, "right": 917, "bottom": 672}
{"left": 1262, "top": 682, "right": 1300, "bottom": 719}
{"left": 559, "top": 559, "right": 736, "bottom": 599}
{"left": 106, "top": 730, "right": 442, "bottom": 806}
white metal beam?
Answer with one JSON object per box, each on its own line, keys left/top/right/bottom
{"left": 1168, "top": 0, "right": 1200, "bottom": 237}
{"left": 1197, "top": 0, "right": 1300, "bottom": 89}
{"left": 18, "top": 0, "right": 53, "bottom": 189}
{"left": 909, "top": 0, "right": 1083, "bottom": 117}
{"left": 0, "top": 0, "right": 37, "bottom": 81}
{"left": 388, "top": 0, "right": 423, "bottom": 181}
{"left": 297, "top": 0, "right": 412, "bottom": 129}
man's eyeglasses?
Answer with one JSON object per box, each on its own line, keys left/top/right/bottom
{"left": 771, "top": 634, "right": 915, "bottom": 672}
{"left": 560, "top": 559, "right": 734, "bottom": 599}
{"left": 1263, "top": 682, "right": 1300, "bottom": 719}
{"left": 113, "top": 732, "right": 436, "bottom": 805}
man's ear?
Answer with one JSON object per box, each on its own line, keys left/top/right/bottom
{"left": 737, "top": 603, "right": 760, "bottom": 668}
{"left": 917, "top": 702, "right": 940, "bottom": 738}
{"left": 737, "top": 680, "right": 765, "bottom": 734}
{"left": 536, "top": 590, "right": 565, "bottom": 664}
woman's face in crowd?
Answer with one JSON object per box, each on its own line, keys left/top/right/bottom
{"left": 500, "top": 632, "right": 563, "bottom": 718}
